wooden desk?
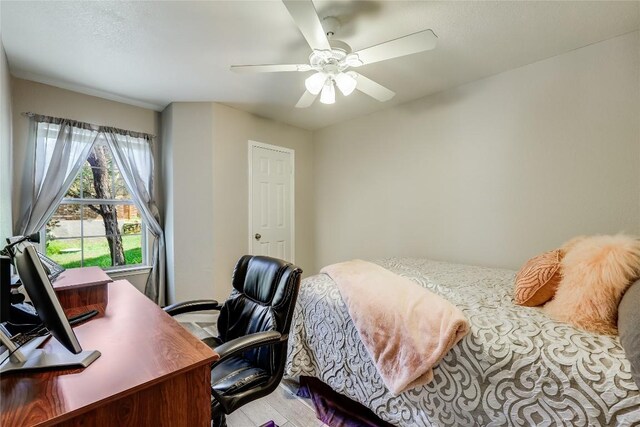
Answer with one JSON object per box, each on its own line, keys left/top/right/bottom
{"left": 0, "top": 280, "right": 218, "bottom": 426}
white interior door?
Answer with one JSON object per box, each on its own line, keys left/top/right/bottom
{"left": 249, "top": 141, "right": 294, "bottom": 262}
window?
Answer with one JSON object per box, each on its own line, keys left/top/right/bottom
{"left": 44, "top": 137, "right": 147, "bottom": 270}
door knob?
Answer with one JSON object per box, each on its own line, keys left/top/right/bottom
{"left": 254, "top": 233, "right": 261, "bottom": 240}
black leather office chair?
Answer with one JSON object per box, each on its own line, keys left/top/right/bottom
{"left": 164, "top": 255, "right": 302, "bottom": 427}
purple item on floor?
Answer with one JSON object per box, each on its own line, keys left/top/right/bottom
{"left": 258, "top": 421, "right": 278, "bottom": 427}
{"left": 299, "top": 376, "right": 395, "bottom": 427}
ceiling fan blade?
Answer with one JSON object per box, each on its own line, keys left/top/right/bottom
{"left": 352, "top": 29, "right": 437, "bottom": 66}
{"left": 353, "top": 73, "right": 395, "bottom": 102}
{"left": 282, "top": 0, "right": 331, "bottom": 51}
{"left": 231, "top": 64, "right": 312, "bottom": 73}
{"left": 295, "top": 90, "right": 318, "bottom": 108}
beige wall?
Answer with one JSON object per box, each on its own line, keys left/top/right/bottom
{"left": 211, "top": 103, "right": 314, "bottom": 301}
{"left": 161, "top": 103, "right": 215, "bottom": 303}
{"left": 313, "top": 31, "right": 640, "bottom": 271}
{"left": 10, "top": 78, "right": 160, "bottom": 291}
{"left": 162, "top": 102, "right": 314, "bottom": 303}
{"left": 0, "top": 41, "right": 12, "bottom": 243}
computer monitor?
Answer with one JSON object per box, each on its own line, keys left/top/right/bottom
{"left": 16, "top": 245, "right": 81, "bottom": 353}
{"left": 0, "top": 256, "right": 10, "bottom": 324}
{"left": 0, "top": 245, "right": 100, "bottom": 373}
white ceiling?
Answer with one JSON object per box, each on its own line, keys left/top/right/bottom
{"left": 1, "top": 1, "right": 638, "bottom": 130}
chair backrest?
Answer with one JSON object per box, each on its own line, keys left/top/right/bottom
{"left": 216, "top": 255, "right": 302, "bottom": 375}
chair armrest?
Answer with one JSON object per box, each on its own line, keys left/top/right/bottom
{"left": 213, "top": 330, "right": 286, "bottom": 362}
{"left": 163, "top": 299, "right": 221, "bottom": 316}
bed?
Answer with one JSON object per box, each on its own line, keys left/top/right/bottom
{"left": 285, "top": 258, "right": 640, "bottom": 426}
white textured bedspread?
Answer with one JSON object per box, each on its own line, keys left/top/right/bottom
{"left": 285, "top": 258, "right": 640, "bottom": 427}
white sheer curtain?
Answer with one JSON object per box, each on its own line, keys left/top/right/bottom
{"left": 18, "top": 118, "right": 98, "bottom": 235}
{"left": 104, "top": 130, "right": 165, "bottom": 304}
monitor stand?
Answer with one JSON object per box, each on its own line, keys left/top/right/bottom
{"left": 0, "top": 329, "right": 100, "bottom": 374}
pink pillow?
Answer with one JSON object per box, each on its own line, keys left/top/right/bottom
{"left": 544, "top": 234, "right": 640, "bottom": 335}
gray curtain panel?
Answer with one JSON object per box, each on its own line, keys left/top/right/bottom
{"left": 104, "top": 130, "right": 166, "bottom": 304}
{"left": 18, "top": 118, "right": 99, "bottom": 235}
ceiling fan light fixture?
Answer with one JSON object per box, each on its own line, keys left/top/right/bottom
{"left": 334, "top": 72, "right": 357, "bottom": 96}
{"left": 234, "top": 1, "right": 435, "bottom": 108}
{"left": 345, "top": 53, "right": 363, "bottom": 68}
{"left": 320, "top": 80, "right": 336, "bottom": 104}
{"left": 305, "top": 72, "right": 327, "bottom": 95}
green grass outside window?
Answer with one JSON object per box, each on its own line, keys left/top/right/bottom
{"left": 46, "top": 235, "right": 143, "bottom": 269}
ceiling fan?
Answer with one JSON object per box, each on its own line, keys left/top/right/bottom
{"left": 230, "top": 0, "right": 438, "bottom": 108}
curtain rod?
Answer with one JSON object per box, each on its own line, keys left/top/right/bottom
{"left": 21, "top": 112, "right": 156, "bottom": 138}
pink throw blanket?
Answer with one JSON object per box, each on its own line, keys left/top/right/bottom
{"left": 321, "top": 260, "right": 470, "bottom": 395}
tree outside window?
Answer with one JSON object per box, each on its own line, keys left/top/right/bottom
{"left": 45, "top": 139, "right": 147, "bottom": 269}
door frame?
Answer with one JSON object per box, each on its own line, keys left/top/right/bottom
{"left": 248, "top": 140, "right": 295, "bottom": 263}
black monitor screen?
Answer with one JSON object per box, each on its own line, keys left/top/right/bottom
{"left": 0, "top": 256, "right": 10, "bottom": 323}
{"left": 14, "top": 245, "right": 82, "bottom": 354}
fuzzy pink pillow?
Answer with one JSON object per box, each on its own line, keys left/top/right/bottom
{"left": 544, "top": 234, "right": 640, "bottom": 335}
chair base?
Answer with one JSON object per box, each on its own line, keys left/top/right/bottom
{"left": 212, "top": 409, "right": 227, "bottom": 427}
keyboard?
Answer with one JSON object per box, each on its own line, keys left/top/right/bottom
{"left": 11, "top": 332, "right": 36, "bottom": 348}
{"left": 0, "top": 322, "right": 42, "bottom": 351}
{"left": 36, "top": 251, "right": 65, "bottom": 282}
